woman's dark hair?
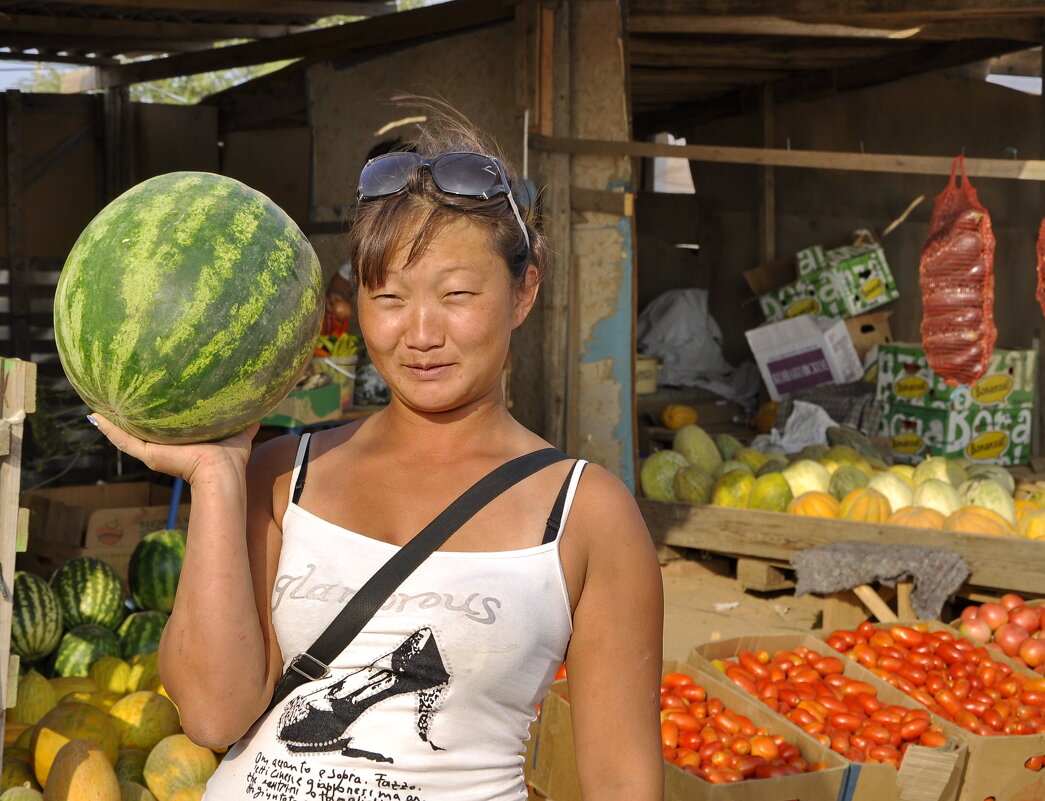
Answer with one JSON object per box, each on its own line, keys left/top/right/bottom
{"left": 345, "top": 97, "right": 546, "bottom": 291}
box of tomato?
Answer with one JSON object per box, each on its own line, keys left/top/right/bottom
{"left": 528, "top": 659, "right": 849, "bottom": 801}
{"left": 840, "top": 620, "right": 1045, "bottom": 801}
{"left": 688, "top": 633, "right": 968, "bottom": 801}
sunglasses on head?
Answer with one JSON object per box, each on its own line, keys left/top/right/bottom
{"left": 356, "top": 151, "right": 530, "bottom": 252}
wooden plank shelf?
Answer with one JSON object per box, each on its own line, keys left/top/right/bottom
{"left": 639, "top": 498, "right": 1045, "bottom": 598}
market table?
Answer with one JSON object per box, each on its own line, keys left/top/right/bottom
{"left": 639, "top": 499, "right": 1045, "bottom": 600}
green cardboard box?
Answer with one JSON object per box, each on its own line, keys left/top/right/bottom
{"left": 876, "top": 342, "right": 1036, "bottom": 410}
{"left": 879, "top": 401, "right": 1033, "bottom": 466}
{"left": 757, "top": 269, "right": 847, "bottom": 321}
{"left": 261, "top": 382, "right": 343, "bottom": 428}
{"left": 795, "top": 244, "right": 828, "bottom": 276}
{"left": 825, "top": 243, "right": 900, "bottom": 316}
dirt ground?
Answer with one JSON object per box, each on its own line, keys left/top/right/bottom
{"left": 660, "top": 551, "right": 824, "bottom": 661}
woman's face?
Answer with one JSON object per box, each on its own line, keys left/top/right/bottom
{"left": 357, "top": 217, "right": 538, "bottom": 415}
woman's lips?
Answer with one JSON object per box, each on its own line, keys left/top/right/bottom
{"left": 405, "top": 363, "right": 453, "bottom": 380}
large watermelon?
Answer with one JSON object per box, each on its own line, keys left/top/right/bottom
{"left": 50, "top": 557, "right": 126, "bottom": 631}
{"left": 10, "top": 572, "right": 64, "bottom": 663}
{"left": 53, "top": 624, "right": 122, "bottom": 678}
{"left": 53, "top": 171, "right": 324, "bottom": 444}
{"left": 117, "top": 611, "right": 169, "bottom": 659}
{"left": 129, "top": 529, "right": 187, "bottom": 614}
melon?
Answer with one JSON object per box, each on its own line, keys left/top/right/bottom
{"left": 115, "top": 751, "right": 149, "bottom": 785}
{"left": 119, "top": 781, "right": 158, "bottom": 801}
{"left": 30, "top": 702, "right": 119, "bottom": 787}
{"left": 781, "top": 460, "right": 831, "bottom": 497}
{"left": 49, "top": 557, "right": 126, "bottom": 631}
{"left": 714, "top": 459, "right": 753, "bottom": 480}
{"left": 143, "top": 735, "right": 216, "bottom": 801}
{"left": 0, "top": 788, "right": 44, "bottom": 801}
{"left": 714, "top": 433, "right": 744, "bottom": 462}
{"left": 53, "top": 171, "right": 324, "bottom": 444}
{"left": 672, "top": 424, "right": 722, "bottom": 475}
{"left": 53, "top": 625, "right": 122, "bottom": 678}
{"left": 913, "top": 456, "right": 967, "bottom": 488}
{"left": 41, "top": 739, "right": 120, "bottom": 801}
{"left": 711, "top": 470, "right": 754, "bottom": 508}
{"left": 671, "top": 466, "right": 713, "bottom": 504}
{"left": 117, "top": 612, "right": 169, "bottom": 660}
{"left": 129, "top": 530, "right": 187, "bottom": 614}
{"left": 867, "top": 471, "right": 914, "bottom": 516}
{"left": 109, "top": 692, "right": 181, "bottom": 751}
{"left": 965, "top": 463, "right": 1016, "bottom": 495}
{"left": 911, "top": 479, "right": 962, "bottom": 518}
{"left": 748, "top": 472, "right": 792, "bottom": 512}
{"left": 828, "top": 465, "right": 869, "bottom": 502}
{"left": 89, "top": 656, "right": 133, "bottom": 694}
{"left": 10, "top": 573, "right": 63, "bottom": 665}
{"left": 958, "top": 477, "right": 1016, "bottom": 525}
{"left": 9, "top": 670, "right": 57, "bottom": 726}
{"left": 639, "top": 450, "right": 688, "bottom": 501}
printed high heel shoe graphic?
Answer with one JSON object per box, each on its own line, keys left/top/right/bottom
{"left": 277, "top": 627, "right": 450, "bottom": 763}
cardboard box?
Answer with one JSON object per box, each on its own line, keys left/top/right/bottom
{"left": 845, "top": 311, "right": 894, "bottom": 365}
{"left": 529, "top": 662, "right": 850, "bottom": 801}
{"left": 825, "top": 243, "right": 900, "bottom": 317}
{"left": 796, "top": 244, "right": 828, "bottom": 277}
{"left": 746, "top": 316, "right": 864, "bottom": 401}
{"left": 879, "top": 401, "right": 1033, "bottom": 466}
{"left": 17, "top": 481, "right": 189, "bottom": 583}
{"left": 689, "top": 634, "right": 968, "bottom": 801}
{"left": 861, "top": 620, "right": 1045, "bottom": 801}
{"left": 756, "top": 269, "right": 848, "bottom": 321}
{"left": 876, "top": 342, "right": 1037, "bottom": 411}
{"left": 261, "top": 381, "right": 344, "bottom": 428}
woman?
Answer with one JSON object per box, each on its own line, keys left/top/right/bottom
{"left": 90, "top": 108, "right": 663, "bottom": 801}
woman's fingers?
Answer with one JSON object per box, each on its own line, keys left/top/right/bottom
{"left": 88, "top": 413, "right": 150, "bottom": 461}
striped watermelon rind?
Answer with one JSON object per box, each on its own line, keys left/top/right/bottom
{"left": 53, "top": 171, "right": 324, "bottom": 444}
{"left": 50, "top": 556, "right": 127, "bottom": 631}
{"left": 117, "top": 610, "right": 169, "bottom": 659}
{"left": 11, "top": 572, "right": 64, "bottom": 663}
{"left": 53, "top": 624, "right": 122, "bottom": 678}
{"left": 129, "top": 529, "right": 187, "bottom": 614}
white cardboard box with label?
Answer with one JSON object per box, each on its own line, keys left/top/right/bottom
{"left": 746, "top": 316, "right": 863, "bottom": 401}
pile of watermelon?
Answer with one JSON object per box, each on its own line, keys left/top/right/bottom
{"left": 4, "top": 530, "right": 214, "bottom": 798}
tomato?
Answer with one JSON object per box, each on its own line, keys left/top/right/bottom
{"left": 890, "top": 626, "right": 924, "bottom": 647}
{"left": 666, "top": 711, "right": 701, "bottom": 732}
{"left": 711, "top": 711, "right": 740, "bottom": 736}
{"left": 899, "top": 716, "right": 930, "bottom": 740}
{"left": 730, "top": 737, "right": 751, "bottom": 756}
{"left": 662, "top": 672, "right": 695, "bottom": 689}
{"left": 898, "top": 663, "right": 928, "bottom": 686}
{"left": 1026, "top": 755, "right": 1045, "bottom": 771}
{"left": 674, "top": 747, "right": 699, "bottom": 768}
{"left": 860, "top": 723, "right": 892, "bottom": 746}
{"left": 869, "top": 630, "right": 895, "bottom": 650}
{"left": 876, "top": 655, "right": 905, "bottom": 674}
{"left": 853, "top": 643, "right": 878, "bottom": 669}
{"left": 677, "top": 684, "right": 706, "bottom": 703}
{"left": 920, "top": 730, "right": 947, "bottom": 748}
{"left": 813, "top": 656, "right": 845, "bottom": 676}
{"left": 738, "top": 650, "right": 770, "bottom": 679}
{"left": 826, "top": 636, "right": 850, "bottom": 652}
{"left": 661, "top": 692, "right": 687, "bottom": 711}
{"left": 726, "top": 669, "right": 757, "bottom": 696}
{"left": 827, "top": 712, "right": 862, "bottom": 732}
{"left": 841, "top": 681, "right": 878, "bottom": 698}
{"left": 661, "top": 720, "right": 679, "bottom": 749}
{"left": 749, "top": 734, "right": 779, "bottom": 760}
{"left": 736, "top": 755, "right": 766, "bottom": 777}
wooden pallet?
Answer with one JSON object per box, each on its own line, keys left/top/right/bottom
{"left": 640, "top": 498, "right": 1045, "bottom": 600}
{"left": 0, "top": 358, "right": 36, "bottom": 754}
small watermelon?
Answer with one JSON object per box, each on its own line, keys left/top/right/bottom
{"left": 50, "top": 557, "right": 126, "bottom": 631}
{"left": 53, "top": 171, "right": 325, "bottom": 444}
{"left": 129, "top": 529, "right": 187, "bottom": 614}
{"left": 53, "top": 624, "right": 122, "bottom": 678}
{"left": 117, "top": 611, "right": 169, "bottom": 659}
{"left": 10, "top": 572, "right": 64, "bottom": 664}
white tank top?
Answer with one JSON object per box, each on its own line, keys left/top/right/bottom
{"left": 203, "top": 436, "right": 580, "bottom": 801}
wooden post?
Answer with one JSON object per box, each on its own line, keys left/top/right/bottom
{"left": 103, "top": 86, "right": 133, "bottom": 201}
{"left": 759, "top": 83, "right": 775, "bottom": 263}
{"left": 5, "top": 91, "right": 29, "bottom": 363}
{"left": 0, "top": 359, "right": 36, "bottom": 735}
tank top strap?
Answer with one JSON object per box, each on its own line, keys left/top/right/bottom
{"left": 542, "top": 459, "right": 588, "bottom": 544}
{"left": 288, "top": 432, "right": 313, "bottom": 507}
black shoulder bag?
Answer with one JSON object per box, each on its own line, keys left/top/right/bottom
{"left": 266, "top": 446, "right": 569, "bottom": 713}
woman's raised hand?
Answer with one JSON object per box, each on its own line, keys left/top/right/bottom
{"left": 88, "top": 414, "right": 260, "bottom": 486}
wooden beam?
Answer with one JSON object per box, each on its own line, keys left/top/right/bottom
{"left": 65, "top": 0, "right": 515, "bottom": 89}
{"left": 0, "top": 13, "right": 308, "bottom": 42}
{"left": 628, "top": 0, "right": 1045, "bottom": 21}
{"left": 634, "top": 37, "right": 1028, "bottom": 131}
{"left": 0, "top": 31, "right": 213, "bottom": 56}
{"left": 571, "top": 186, "right": 634, "bottom": 216}
{"left": 0, "top": 50, "right": 119, "bottom": 67}
{"left": 627, "top": 14, "right": 1044, "bottom": 42}
{"left": 23, "top": 0, "right": 395, "bottom": 15}
{"left": 532, "top": 133, "right": 1045, "bottom": 181}
{"left": 628, "top": 35, "right": 904, "bottom": 70}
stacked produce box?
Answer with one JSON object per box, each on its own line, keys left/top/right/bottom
{"left": 876, "top": 343, "right": 1037, "bottom": 467}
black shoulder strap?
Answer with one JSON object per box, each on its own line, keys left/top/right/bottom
{"left": 267, "top": 446, "right": 569, "bottom": 711}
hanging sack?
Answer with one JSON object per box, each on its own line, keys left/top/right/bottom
{"left": 918, "top": 154, "right": 997, "bottom": 386}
